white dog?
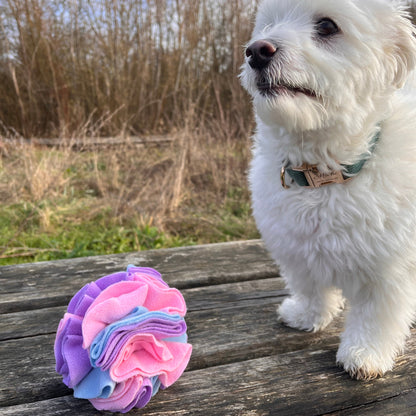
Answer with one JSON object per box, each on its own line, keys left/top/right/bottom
{"left": 240, "top": 0, "right": 416, "bottom": 380}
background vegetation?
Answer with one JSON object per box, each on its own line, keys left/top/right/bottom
{"left": 0, "top": 0, "right": 257, "bottom": 137}
{"left": 0, "top": 0, "right": 260, "bottom": 265}
{"left": 1, "top": 0, "right": 416, "bottom": 265}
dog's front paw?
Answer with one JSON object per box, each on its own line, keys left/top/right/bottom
{"left": 336, "top": 342, "right": 395, "bottom": 380}
{"left": 278, "top": 296, "right": 338, "bottom": 333}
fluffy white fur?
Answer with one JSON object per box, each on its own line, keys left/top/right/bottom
{"left": 240, "top": 0, "right": 416, "bottom": 379}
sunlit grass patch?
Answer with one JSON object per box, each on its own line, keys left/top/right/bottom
{"left": 0, "top": 130, "right": 258, "bottom": 266}
{"left": 0, "top": 200, "right": 193, "bottom": 265}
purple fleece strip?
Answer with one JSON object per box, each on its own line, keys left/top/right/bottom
{"left": 127, "top": 377, "right": 153, "bottom": 412}
{"left": 90, "top": 306, "right": 186, "bottom": 370}
{"left": 67, "top": 272, "right": 128, "bottom": 316}
{"left": 127, "top": 265, "right": 169, "bottom": 287}
{"left": 55, "top": 316, "right": 92, "bottom": 388}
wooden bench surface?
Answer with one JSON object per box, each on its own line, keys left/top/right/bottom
{"left": 1, "top": 240, "right": 416, "bottom": 415}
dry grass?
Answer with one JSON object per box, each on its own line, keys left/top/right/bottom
{"left": 0, "top": 116, "right": 258, "bottom": 264}
{"left": 0, "top": 0, "right": 261, "bottom": 264}
{"left": 0, "top": 0, "right": 257, "bottom": 138}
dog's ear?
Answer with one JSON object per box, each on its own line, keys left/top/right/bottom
{"left": 389, "top": 14, "right": 416, "bottom": 88}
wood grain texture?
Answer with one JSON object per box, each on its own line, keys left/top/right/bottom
{"left": 1, "top": 240, "right": 416, "bottom": 415}
{"left": 3, "top": 341, "right": 416, "bottom": 416}
{"left": 0, "top": 279, "right": 344, "bottom": 407}
{"left": 323, "top": 389, "right": 416, "bottom": 416}
{"left": 0, "top": 240, "right": 279, "bottom": 314}
{"left": 0, "top": 278, "right": 288, "bottom": 341}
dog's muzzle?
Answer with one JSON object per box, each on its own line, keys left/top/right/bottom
{"left": 246, "top": 40, "right": 278, "bottom": 71}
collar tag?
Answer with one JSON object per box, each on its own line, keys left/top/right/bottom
{"left": 291, "top": 164, "right": 350, "bottom": 188}
{"left": 281, "top": 127, "right": 381, "bottom": 190}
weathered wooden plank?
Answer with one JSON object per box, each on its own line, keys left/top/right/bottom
{"left": 3, "top": 340, "right": 416, "bottom": 416}
{"left": 0, "top": 240, "right": 279, "bottom": 314}
{"left": 323, "top": 389, "right": 416, "bottom": 415}
{"left": 0, "top": 278, "right": 288, "bottom": 341}
{"left": 0, "top": 335, "right": 67, "bottom": 407}
{"left": 187, "top": 303, "right": 343, "bottom": 371}
{"left": 137, "top": 340, "right": 416, "bottom": 416}
{"left": 4, "top": 238, "right": 414, "bottom": 416}
{"left": 4, "top": 135, "right": 175, "bottom": 149}
{"left": 0, "top": 300, "right": 345, "bottom": 407}
{"left": 1, "top": 396, "right": 98, "bottom": 416}
{"left": 141, "top": 340, "right": 416, "bottom": 416}
{"left": 0, "top": 306, "right": 64, "bottom": 341}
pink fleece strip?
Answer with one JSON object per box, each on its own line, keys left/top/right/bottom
{"left": 82, "top": 282, "right": 148, "bottom": 348}
{"left": 110, "top": 333, "right": 192, "bottom": 387}
{"left": 82, "top": 279, "right": 187, "bottom": 348}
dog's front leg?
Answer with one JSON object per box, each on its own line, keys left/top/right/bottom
{"left": 278, "top": 280, "right": 344, "bottom": 333}
{"left": 337, "top": 281, "right": 415, "bottom": 380}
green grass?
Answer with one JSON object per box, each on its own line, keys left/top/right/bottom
{"left": 0, "top": 131, "right": 258, "bottom": 266}
{"left": 0, "top": 188, "right": 259, "bottom": 266}
{"left": 0, "top": 201, "right": 192, "bottom": 266}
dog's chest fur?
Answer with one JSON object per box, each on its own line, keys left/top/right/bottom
{"left": 249, "top": 107, "right": 416, "bottom": 289}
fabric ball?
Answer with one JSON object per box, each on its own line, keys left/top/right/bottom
{"left": 54, "top": 266, "right": 192, "bottom": 413}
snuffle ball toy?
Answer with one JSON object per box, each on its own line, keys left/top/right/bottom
{"left": 54, "top": 266, "right": 192, "bottom": 413}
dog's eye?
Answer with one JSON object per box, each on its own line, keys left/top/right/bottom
{"left": 315, "top": 18, "right": 339, "bottom": 37}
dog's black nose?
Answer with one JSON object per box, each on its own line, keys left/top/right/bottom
{"left": 246, "top": 40, "right": 277, "bottom": 70}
